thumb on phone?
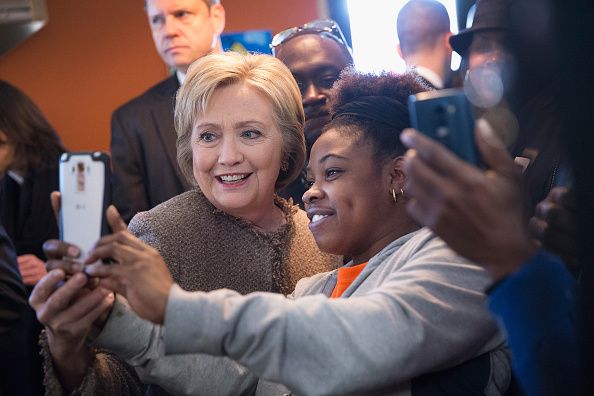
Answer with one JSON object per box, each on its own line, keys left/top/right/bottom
{"left": 106, "top": 205, "right": 127, "bottom": 233}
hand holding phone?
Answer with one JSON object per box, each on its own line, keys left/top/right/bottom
{"left": 408, "top": 89, "right": 480, "bottom": 165}
{"left": 59, "top": 152, "right": 111, "bottom": 263}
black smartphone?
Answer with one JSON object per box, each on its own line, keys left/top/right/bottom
{"left": 408, "top": 89, "right": 480, "bottom": 165}
{"left": 59, "top": 152, "right": 111, "bottom": 263}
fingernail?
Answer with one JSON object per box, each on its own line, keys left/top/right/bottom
{"left": 84, "top": 264, "right": 97, "bottom": 276}
{"left": 67, "top": 246, "right": 80, "bottom": 258}
{"left": 400, "top": 129, "right": 414, "bottom": 145}
{"left": 405, "top": 148, "right": 417, "bottom": 159}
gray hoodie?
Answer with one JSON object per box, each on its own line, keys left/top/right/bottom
{"left": 95, "top": 228, "right": 510, "bottom": 396}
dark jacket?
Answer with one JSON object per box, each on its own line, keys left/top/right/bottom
{"left": 110, "top": 75, "right": 191, "bottom": 223}
{"left": 0, "top": 164, "right": 60, "bottom": 260}
{"left": 489, "top": 251, "right": 581, "bottom": 395}
{"left": 0, "top": 223, "right": 44, "bottom": 395}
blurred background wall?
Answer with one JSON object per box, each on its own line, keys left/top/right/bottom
{"left": 0, "top": 0, "right": 320, "bottom": 151}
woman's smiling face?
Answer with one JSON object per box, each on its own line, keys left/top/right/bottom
{"left": 303, "top": 127, "right": 401, "bottom": 262}
{"left": 191, "top": 82, "right": 284, "bottom": 218}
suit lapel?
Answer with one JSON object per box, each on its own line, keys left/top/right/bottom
{"left": 151, "top": 76, "right": 191, "bottom": 189}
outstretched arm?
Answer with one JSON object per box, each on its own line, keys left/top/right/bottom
{"left": 93, "top": 295, "right": 259, "bottom": 396}
{"left": 159, "top": 238, "right": 502, "bottom": 396}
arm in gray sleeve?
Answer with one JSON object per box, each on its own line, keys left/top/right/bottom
{"left": 163, "top": 236, "right": 504, "bottom": 395}
{"left": 93, "top": 296, "right": 258, "bottom": 396}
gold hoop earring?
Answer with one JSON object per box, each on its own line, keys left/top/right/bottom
{"left": 391, "top": 188, "right": 398, "bottom": 204}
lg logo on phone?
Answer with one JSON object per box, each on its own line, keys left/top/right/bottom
{"left": 76, "top": 203, "right": 86, "bottom": 210}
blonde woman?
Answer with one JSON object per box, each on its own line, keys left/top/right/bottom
{"left": 36, "top": 52, "right": 339, "bottom": 395}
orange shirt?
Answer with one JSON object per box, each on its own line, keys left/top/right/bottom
{"left": 330, "top": 262, "right": 368, "bottom": 298}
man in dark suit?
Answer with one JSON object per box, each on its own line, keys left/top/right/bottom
{"left": 0, "top": 222, "right": 43, "bottom": 395}
{"left": 111, "top": 0, "right": 225, "bottom": 223}
{"left": 396, "top": 0, "right": 452, "bottom": 90}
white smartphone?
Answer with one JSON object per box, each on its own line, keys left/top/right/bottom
{"left": 59, "top": 152, "right": 111, "bottom": 263}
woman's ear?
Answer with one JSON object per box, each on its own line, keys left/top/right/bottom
{"left": 388, "top": 156, "right": 407, "bottom": 191}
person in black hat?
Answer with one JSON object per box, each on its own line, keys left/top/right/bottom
{"left": 401, "top": 0, "right": 587, "bottom": 393}
{"left": 450, "top": 0, "right": 579, "bottom": 273}
{"left": 450, "top": 0, "right": 513, "bottom": 110}
{"left": 449, "top": 0, "right": 511, "bottom": 59}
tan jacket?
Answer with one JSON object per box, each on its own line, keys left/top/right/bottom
{"left": 130, "top": 189, "right": 339, "bottom": 296}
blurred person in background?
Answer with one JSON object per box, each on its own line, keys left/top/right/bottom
{"left": 396, "top": 0, "right": 453, "bottom": 89}
{"left": 272, "top": 19, "right": 353, "bottom": 207}
{"left": 450, "top": 0, "right": 578, "bottom": 274}
{"left": 401, "top": 0, "right": 593, "bottom": 392}
{"left": 0, "top": 80, "right": 65, "bottom": 288}
{"left": 401, "top": 122, "right": 580, "bottom": 396}
{"left": 111, "top": 0, "right": 225, "bottom": 223}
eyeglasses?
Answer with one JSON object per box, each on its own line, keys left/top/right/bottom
{"left": 270, "top": 19, "right": 353, "bottom": 57}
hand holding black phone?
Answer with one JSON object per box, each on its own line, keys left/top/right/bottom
{"left": 408, "top": 89, "right": 480, "bottom": 166}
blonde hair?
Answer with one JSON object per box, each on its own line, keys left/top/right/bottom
{"left": 175, "top": 51, "right": 306, "bottom": 191}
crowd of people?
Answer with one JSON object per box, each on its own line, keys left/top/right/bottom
{"left": 1, "top": 0, "right": 591, "bottom": 395}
